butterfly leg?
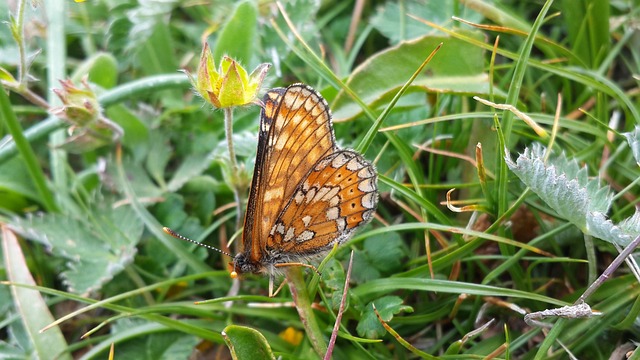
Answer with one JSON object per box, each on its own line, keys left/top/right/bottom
{"left": 274, "top": 262, "right": 322, "bottom": 277}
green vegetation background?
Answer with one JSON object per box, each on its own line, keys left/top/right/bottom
{"left": 1, "top": 0, "right": 639, "bottom": 359}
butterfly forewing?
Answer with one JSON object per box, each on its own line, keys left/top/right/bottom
{"left": 268, "top": 150, "right": 378, "bottom": 254}
{"left": 243, "top": 84, "right": 338, "bottom": 262}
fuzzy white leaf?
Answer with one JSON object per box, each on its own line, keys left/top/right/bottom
{"left": 505, "top": 143, "right": 613, "bottom": 234}
{"left": 623, "top": 126, "right": 640, "bottom": 166}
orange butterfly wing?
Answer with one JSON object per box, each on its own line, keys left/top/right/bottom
{"left": 242, "top": 84, "right": 337, "bottom": 264}
{"left": 268, "top": 150, "right": 378, "bottom": 255}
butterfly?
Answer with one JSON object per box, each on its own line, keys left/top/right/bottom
{"left": 165, "top": 84, "right": 378, "bottom": 296}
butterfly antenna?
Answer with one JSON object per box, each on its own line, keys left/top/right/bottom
{"left": 162, "top": 227, "right": 233, "bottom": 257}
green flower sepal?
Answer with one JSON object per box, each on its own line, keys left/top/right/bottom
{"left": 186, "top": 43, "right": 270, "bottom": 109}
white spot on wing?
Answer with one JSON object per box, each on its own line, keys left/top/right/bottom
{"left": 331, "top": 153, "right": 349, "bottom": 168}
{"left": 358, "top": 178, "right": 376, "bottom": 192}
{"left": 358, "top": 166, "right": 374, "bottom": 178}
{"left": 361, "top": 192, "right": 376, "bottom": 209}
{"left": 302, "top": 215, "right": 312, "bottom": 227}
{"left": 346, "top": 157, "right": 364, "bottom": 171}
{"left": 283, "top": 227, "right": 295, "bottom": 242}
{"left": 296, "top": 230, "right": 315, "bottom": 242}
{"left": 326, "top": 207, "right": 339, "bottom": 220}
{"left": 305, "top": 188, "right": 317, "bottom": 204}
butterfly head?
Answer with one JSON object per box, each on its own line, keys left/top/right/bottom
{"left": 229, "top": 253, "right": 263, "bottom": 278}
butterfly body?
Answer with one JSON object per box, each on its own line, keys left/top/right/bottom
{"left": 231, "top": 84, "right": 378, "bottom": 283}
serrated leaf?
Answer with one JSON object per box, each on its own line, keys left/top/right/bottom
{"left": 586, "top": 210, "right": 640, "bottom": 247}
{"left": 222, "top": 325, "right": 275, "bottom": 360}
{"left": 357, "top": 296, "right": 413, "bottom": 339}
{"left": 8, "top": 205, "right": 142, "bottom": 294}
{"left": 351, "top": 233, "right": 407, "bottom": 284}
{"left": 623, "top": 126, "right": 640, "bottom": 166}
{"left": 586, "top": 212, "right": 635, "bottom": 246}
{"left": 505, "top": 143, "right": 613, "bottom": 232}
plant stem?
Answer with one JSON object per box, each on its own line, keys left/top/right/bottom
{"left": 223, "top": 107, "right": 244, "bottom": 230}
{"left": 286, "top": 267, "right": 327, "bottom": 356}
{"left": 224, "top": 107, "right": 238, "bottom": 171}
{"left": 0, "top": 74, "right": 189, "bottom": 164}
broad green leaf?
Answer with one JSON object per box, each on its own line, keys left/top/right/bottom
{"left": 371, "top": 0, "right": 484, "bottom": 44}
{"left": 506, "top": 143, "right": 618, "bottom": 241}
{"left": 222, "top": 325, "right": 275, "bottom": 360}
{"left": 70, "top": 52, "right": 119, "bottom": 89}
{"left": 357, "top": 296, "right": 413, "bottom": 339}
{"left": 212, "top": 1, "right": 258, "bottom": 65}
{"left": 2, "top": 226, "right": 72, "bottom": 360}
{"left": 332, "top": 33, "right": 491, "bottom": 121}
{"left": 9, "top": 205, "right": 142, "bottom": 294}
{"left": 623, "top": 126, "right": 640, "bottom": 166}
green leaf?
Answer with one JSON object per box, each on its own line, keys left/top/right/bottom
{"left": 0, "top": 156, "right": 40, "bottom": 207}
{"left": 351, "top": 232, "right": 407, "bottom": 284}
{"left": 331, "top": 33, "right": 492, "bottom": 121}
{"left": 0, "top": 66, "right": 17, "bottom": 83}
{"left": 506, "top": 143, "right": 616, "bottom": 239}
{"left": 357, "top": 296, "right": 413, "bottom": 339}
{"left": 261, "top": 0, "right": 320, "bottom": 64}
{"left": 322, "top": 258, "right": 347, "bottom": 311}
{"left": 105, "top": 104, "right": 150, "bottom": 155}
{"left": 167, "top": 146, "right": 217, "bottom": 192}
{"left": 371, "top": 0, "right": 484, "bottom": 44}
{"left": 2, "top": 227, "right": 72, "bottom": 360}
{"left": 222, "top": 325, "right": 275, "bottom": 360}
{"left": 106, "top": 320, "right": 200, "bottom": 360}
{"left": 587, "top": 211, "right": 640, "bottom": 247}
{"left": 212, "top": 1, "right": 258, "bottom": 65}
{"left": 561, "top": 0, "right": 610, "bottom": 68}
{"left": 9, "top": 204, "right": 143, "bottom": 294}
{"left": 145, "top": 130, "right": 172, "bottom": 188}
{"left": 70, "top": 52, "right": 119, "bottom": 89}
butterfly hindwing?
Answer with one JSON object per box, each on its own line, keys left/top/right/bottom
{"left": 267, "top": 150, "right": 378, "bottom": 255}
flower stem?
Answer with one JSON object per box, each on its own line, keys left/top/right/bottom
{"left": 286, "top": 267, "right": 327, "bottom": 356}
{"left": 224, "top": 107, "right": 238, "bottom": 172}
{"left": 223, "top": 107, "right": 244, "bottom": 232}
